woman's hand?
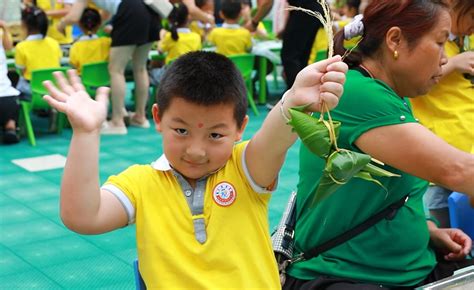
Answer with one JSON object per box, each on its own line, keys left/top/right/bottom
{"left": 43, "top": 70, "right": 109, "bottom": 134}
{"left": 285, "top": 55, "right": 348, "bottom": 112}
{"left": 451, "top": 51, "right": 474, "bottom": 75}
{"left": 428, "top": 221, "right": 472, "bottom": 261}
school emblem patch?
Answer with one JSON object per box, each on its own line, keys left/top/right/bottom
{"left": 212, "top": 182, "right": 236, "bottom": 206}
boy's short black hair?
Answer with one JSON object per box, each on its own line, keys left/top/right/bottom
{"left": 156, "top": 51, "right": 248, "bottom": 128}
{"left": 221, "top": 0, "right": 242, "bottom": 20}
{"left": 346, "top": 0, "right": 361, "bottom": 11}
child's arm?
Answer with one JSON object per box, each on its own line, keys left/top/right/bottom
{"left": 440, "top": 51, "right": 474, "bottom": 77}
{"left": 0, "top": 21, "right": 13, "bottom": 51}
{"left": 43, "top": 70, "right": 128, "bottom": 234}
{"left": 246, "top": 56, "right": 347, "bottom": 188}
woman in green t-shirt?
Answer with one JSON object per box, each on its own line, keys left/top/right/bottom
{"left": 284, "top": 0, "right": 474, "bottom": 289}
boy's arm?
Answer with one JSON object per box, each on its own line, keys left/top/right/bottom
{"left": 246, "top": 56, "right": 347, "bottom": 188}
{"left": 43, "top": 70, "right": 128, "bottom": 234}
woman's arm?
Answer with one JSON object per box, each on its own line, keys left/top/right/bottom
{"left": 355, "top": 123, "right": 474, "bottom": 196}
{"left": 57, "top": 0, "right": 87, "bottom": 32}
{"left": 182, "top": 0, "right": 215, "bottom": 25}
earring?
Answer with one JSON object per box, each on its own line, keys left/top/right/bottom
{"left": 393, "top": 50, "right": 399, "bottom": 60}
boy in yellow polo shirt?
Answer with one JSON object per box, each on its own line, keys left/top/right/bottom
{"left": 42, "top": 51, "right": 347, "bottom": 288}
{"left": 36, "top": 0, "right": 75, "bottom": 45}
{"left": 207, "top": 0, "right": 252, "bottom": 56}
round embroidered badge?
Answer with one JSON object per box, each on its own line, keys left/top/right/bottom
{"left": 212, "top": 182, "right": 236, "bottom": 206}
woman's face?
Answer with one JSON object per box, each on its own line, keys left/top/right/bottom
{"left": 394, "top": 10, "right": 451, "bottom": 97}
{"left": 450, "top": 5, "right": 474, "bottom": 36}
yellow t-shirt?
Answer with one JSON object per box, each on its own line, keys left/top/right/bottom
{"left": 159, "top": 29, "right": 202, "bottom": 64}
{"left": 103, "top": 141, "right": 280, "bottom": 289}
{"left": 207, "top": 25, "right": 252, "bottom": 56}
{"left": 36, "top": 0, "right": 74, "bottom": 45}
{"left": 69, "top": 35, "right": 111, "bottom": 74}
{"left": 411, "top": 40, "right": 474, "bottom": 153}
{"left": 15, "top": 36, "right": 62, "bottom": 80}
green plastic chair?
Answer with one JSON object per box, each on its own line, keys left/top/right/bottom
{"left": 81, "top": 61, "right": 110, "bottom": 97}
{"left": 20, "top": 67, "right": 70, "bottom": 146}
{"left": 269, "top": 47, "right": 282, "bottom": 90}
{"left": 228, "top": 54, "right": 259, "bottom": 116}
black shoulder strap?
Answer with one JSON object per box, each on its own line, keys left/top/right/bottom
{"left": 301, "top": 195, "right": 409, "bottom": 261}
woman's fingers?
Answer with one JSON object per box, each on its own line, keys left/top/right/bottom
{"left": 43, "top": 80, "right": 69, "bottom": 102}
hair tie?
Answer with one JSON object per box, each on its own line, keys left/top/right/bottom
{"left": 344, "top": 14, "right": 364, "bottom": 40}
{"left": 33, "top": 8, "right": 42, "bottom": 16}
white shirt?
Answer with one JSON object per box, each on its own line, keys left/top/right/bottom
{"left": 93, "top": 0, "right": 122, "bottom": 16}
{"left": 0, "top": 40, "right": 20, "bottom": 98}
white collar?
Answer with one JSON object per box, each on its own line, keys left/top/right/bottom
{"left": 78, "top": 34, "right": 99, "bottom": 41}
{"left": 222, "top": 23, "right": 241, "bottom": 29}
{"left": 177, "top": 28, "right": 191, "bottom": 33}
{"left": 151, "top": 154, "right": 172, "bottom": 171}
{"left": 25, "top": 34, "right": 44, "bottom": 41}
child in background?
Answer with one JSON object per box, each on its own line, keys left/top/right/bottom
{"left": 207, "top": 0, "right": 252, "bottom": 56}
{"left": 36, "top": 0, "right": 75, "bottom": 46}
{"left": 42, "top": 51, "right": 347, "bottom": 288}
{"left": 69, "top": 8, "right": 111, "bottom": 74}
{"left": 15, "top": 6, "right": 61, "bottom": 97}
{"left": 159, "top": 4, "right": 202, "bottom": 64}
{"left": 189, "top": 0, "right": 214, "bottom": 41}
{"left": 0, "top": 20, "right": 21, "bottom": 144}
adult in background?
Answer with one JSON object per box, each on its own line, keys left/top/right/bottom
{"left": 281, "top": 0, "right": 324, "bottom": 88}
{"left": 58, "top": 0, "right": 161, "bottom": 134}
{"left": 285, "top": 0, "right": 473, "bottom": 289}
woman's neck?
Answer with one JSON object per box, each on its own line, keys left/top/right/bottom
{"left": 360, "top": 58, "right": 398, "bottom": 95}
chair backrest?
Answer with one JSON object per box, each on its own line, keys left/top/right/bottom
{"left": 133, "top": 259, "right": 146, "bottom": 290}
{"left": 30, "top": 67, "right": 70, "bottom": 108}
{"left": 448, "top": 192, "right": 474, "bottom": 239}
{"left": 81, "top": 61, "right": 110, "bottom": 87}
{"left": 228, "top": 54, "right": 255, "bottom": 80}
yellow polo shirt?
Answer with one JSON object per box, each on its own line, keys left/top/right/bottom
{"left": 69, "top": 35, "right": 111, "bottom": 74}
{"left": 207, "top": 24, "right": 252, "bottom": 56}
{"left": 15, "top": 35, "right": 62, "bottom": 80}
{"left": 159, "top": 29, "right": 202, "bottom": 64}
{"left": 103, "top": 141, "right": 280, "bottom": 289}
{"left": 411, "top": 39, "right": 474, "bottom": 153}
{"left": 36, "top": 0, "right": 74, "bottom": 44}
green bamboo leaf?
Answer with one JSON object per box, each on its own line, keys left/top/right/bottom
{"left": 288, "top": 108, "right": 340, "bottom": 158}
{"left": 363, "top": 163, "right": 401, "bottom": 177}
{"left": 354, "top": 171, "right": 386, "bottom": 190}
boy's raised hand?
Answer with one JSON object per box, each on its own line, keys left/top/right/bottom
{"left": 43, "top": 70, "right": 109, "bottom": 134}
{"left": 285, "top": 55, "right": 348, "bottom": 112}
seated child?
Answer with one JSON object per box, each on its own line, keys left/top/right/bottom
{"left": 36, "top": 0, "right": 75, "bottom": 45}
{"left": 69, "top": 8, "right": 111, "bottom": 74}
{"left": 15, "top": 6, "right": 61, "bottom": 97}
{"left": 42, "top": 51, "right": 347, "bottom": 288}
{"left": 0, "top": 20, "right": 21, "bottom": 144}
{"left": 207, "top": 0, "right": 252, "bottom": 56}
{"left": 159, "top": 3, "right": 202, "bottom": 64}
{"left": 189, "top": 0, "right": 215, "bottom": 41}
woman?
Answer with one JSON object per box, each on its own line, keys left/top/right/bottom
{"left": 411, "top": 0, "right": 474, "bottom": 228}
{"left": 284, "top": 0, "right": 473, "bottom": 289}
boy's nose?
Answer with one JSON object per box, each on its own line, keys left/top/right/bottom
{"left": 185, "top": 144, "right": 206, "bottom": 159}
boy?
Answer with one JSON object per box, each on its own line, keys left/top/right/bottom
{"left": 207, "top": 0, "right": 252, "bottom": 56}
{"left": 43, "top": 51, "right": 347, "bottom": 288}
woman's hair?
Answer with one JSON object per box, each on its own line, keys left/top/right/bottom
{"left": 21, "top": 6, "right": 48, "bottom": 37}
{"left": 168, "top": 3, "right": 189, "bottom": 41}
{"left": 79, "top": 8, "right": 102, "bottom": 35}
{"left": 335, "top": 0, "right": 448, "bottom": 67}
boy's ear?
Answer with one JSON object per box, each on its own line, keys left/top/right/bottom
{"left": 219, "top": 11, "right": 224, "bottom": 20}
{"left": 235, "top": 115, "right": 249, "bottom": 141}
{"left": 152, "top": 104, "right": 162, "bottom": 132}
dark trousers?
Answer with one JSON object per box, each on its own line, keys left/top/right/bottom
{"left": 283, "top": 255, "right": 474, "bottom": 290}
{"left": 281, "top": 0, "right": 324, "bottom": 88}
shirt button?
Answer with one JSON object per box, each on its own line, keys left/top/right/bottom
{"left": 400, "top": 115, "right": 406, "bottom": 121}
{"left": 185, "top": 190, "right": 192, "bottom": 197}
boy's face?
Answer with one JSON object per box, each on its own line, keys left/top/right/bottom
{"left": 153, "top": 98, "right": 248, "bottom": 185}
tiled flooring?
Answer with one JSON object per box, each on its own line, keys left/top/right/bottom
{"left": 0, "top": 85, "right": 299, "bottom": 289}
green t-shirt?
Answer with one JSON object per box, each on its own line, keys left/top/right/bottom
{"left": 287, "top": 69, "right": 436, "bottom": 287}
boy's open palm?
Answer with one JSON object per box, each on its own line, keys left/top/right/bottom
{"left": 43, "top": 70, "right": 109, "bottom": 133}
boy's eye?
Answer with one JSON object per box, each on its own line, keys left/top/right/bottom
{"left": 210, "top": 133, "right": 223, "bottom": 140}
{"left": 175, "top": 128, "right": 188, "bottom": 135}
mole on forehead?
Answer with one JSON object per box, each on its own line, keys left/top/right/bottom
{"left": 198, "top": 123, "right": 204, "bottom": 128}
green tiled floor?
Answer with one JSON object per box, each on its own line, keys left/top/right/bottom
{"left": 0, "top": 83, "right": 299, "bottom": 289}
